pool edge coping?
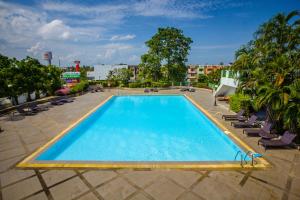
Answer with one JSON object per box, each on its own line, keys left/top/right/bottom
{"left": 16, "top": 94, "right": 271, "bottom": 170}
{"left": 184, "top": 94, "right": 271, "bottom": 169}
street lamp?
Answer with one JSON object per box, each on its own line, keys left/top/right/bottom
{"left": 213, "top": 85, "right": 217, "bottom": 106}
{"left": 214, "top": 94, "right": 217, "bottom": 106}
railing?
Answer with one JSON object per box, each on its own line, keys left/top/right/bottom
{"left": 235, "top": 150, "right": 263, "bottom": 167}
{"left": 234, "top": 151, "right": 245, "bottom": 167}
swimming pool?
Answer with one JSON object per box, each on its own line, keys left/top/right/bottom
{"left": 18, "top": 95, "right": 268, "bottom": 169}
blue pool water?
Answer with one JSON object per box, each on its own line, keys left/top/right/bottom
{"left": 37, "top": 95, "right": 247, "bottom": 162}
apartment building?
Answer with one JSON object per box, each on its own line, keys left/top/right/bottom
{"left": 187, "top": 64, "right": 228, "bottom": 83}
{"left": 199, "top": 65, "right": 226, "bottom": 75}
{"left": 187, "top": 64, "right": 198, "bottom": 83}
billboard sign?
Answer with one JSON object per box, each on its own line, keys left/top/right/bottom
{"left": 44, "top": 51, "right": 52, "bottom": 60}
{"left": 62, "top": 72, "right": 81, "bottom": 79}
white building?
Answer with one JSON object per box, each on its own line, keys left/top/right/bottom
{"left": 87, "top": 64, "right": 128, "bottom": 80}
{"left": 214, "top": 70, "right": 239, "bottom": 96}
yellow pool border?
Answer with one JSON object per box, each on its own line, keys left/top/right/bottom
{"left": 16, "top": 94, "right": 270, "bottom": 170}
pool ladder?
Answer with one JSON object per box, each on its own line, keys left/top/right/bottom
{"left": 235, "top": 151, "right": 262, "bottom": 167}
{"left": 234, "top": 151, "right": 245, "bottom": 167}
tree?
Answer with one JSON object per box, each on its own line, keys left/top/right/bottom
{"left": 44, "top": 65, "right": 63, "bottom": 95}
{"left": 232, "top": 11, "right": 300, "bottom": 135}
{"left": 198, "top": 74, "right": 208, "bottom": 83}
{"left": 0, "top": 54, "right": 12, "bottom": 98}
{"left": 80, "top": 66, "right": 93, "bottom": 81}
{"left": 207, "top": 69, "right": 222, "bottom": 85}
{"left": 107, "top": 68, "right": 132, "bottom": 85}
{"left": 139, "top": 27, "right": 193, "bottom": 82}
{"left": 138, "top": 54, "right": 161, "bottom": 81}
{"left": 115, "top": 68, "right": 132, "bottom": 85}
{"left": 17, "top": 57, "right": 44, "bottom": 101}
{"left": 0, "top": 54, "right": 63, "bottom": 104}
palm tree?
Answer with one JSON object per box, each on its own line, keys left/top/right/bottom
{"left": 233, "top": 11, "right": 300, "bottom": 137}
{"left": 283, "top": 79, "right": 300, "bottom": 133}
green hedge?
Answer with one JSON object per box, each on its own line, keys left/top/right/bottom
{"left": 229, "top": 93, "right": 252, "bottom": 115}
{"left": 70, "top": 81, "right": 89, "bottom": 94}
{"left": 151, "top": 81, "right": 171, "bottom": 88}
{"left": 128, "top": 82, "right": 143, "bottom": 88}
{"left": 128, "top": 81, "right": 172, "bottom": 88}
{"left": 192, "top": 82, "right": 212, "bottom": 90}
{"left": 88, "top": 80, "right": 121, "bottom": 87}
{"left": 90, "top": 80, "right": 173, "bottom": 88}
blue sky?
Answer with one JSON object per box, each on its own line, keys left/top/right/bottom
{"left": 0, "top": 0, "right": 298, "bottom": 66}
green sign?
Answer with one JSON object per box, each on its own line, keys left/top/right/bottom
{"left": 62, "top": 72, "right": 80, "bottom": 79}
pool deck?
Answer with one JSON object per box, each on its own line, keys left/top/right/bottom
{"left": 0, "top": 88, "right": 299, "bottom": 200}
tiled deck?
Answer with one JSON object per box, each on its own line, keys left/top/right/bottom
{"left": 0, "top": 89, "right": 299, "bottom": 200}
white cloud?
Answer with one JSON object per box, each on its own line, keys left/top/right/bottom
{"left": 41, "top": 2, "right": 127, "bottom": 26}
{"left": 0, "top": 0, "right": 247, "bottom": 66}
{"left": 0, "top": 1, "right": 46, "bottom": 45}
{"left": 193, "top": 44, "right": 239, "bottom": 50}
{"left": 41, "top": 0, "right": 204, "bottom": 20}
{"left": 128, "top": 55, "right": 140, "bottom": 63}
{"left": 133, "top": 0, "right": 200, "bottom": 18}
{"left": 27, "top": 42, "right": 44, "bottom": 55}
{"left": 96, "top": 43, "right": 134, "bottom": 60}
{"left": 38, "top": 19, "right": 72, "bottom": 40}
{"left": 110, "top": 34, "right": 136, "bottom": 41}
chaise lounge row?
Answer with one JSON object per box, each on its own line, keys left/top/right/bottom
{"left": 15, "top": 96, "right": 75, "bottom": 116}
{"left": 222, "top": 110, "right": 297, "bottom": 150}
{"left": 144, "top": 88, "right": 158, "bottom": 93}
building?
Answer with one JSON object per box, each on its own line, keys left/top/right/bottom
{"left": 187, "top": 64, "right": 228, "bottom": 83}
{"left": 187, "top": 65, "right": 198, "bottom": 83}
{"left": 214, "top": 70, "right": 239, "bottom": 96}
{"left": 197, "top": 65, "right": 205, "bottom": 75}
{"left": 199, "top": 65, "right": 226, "bottom": 75}
{"left": 87, "top": 64, "right": 139, "bottom": 81}
{"left": 87, "top": 64, "right": 128, "bottom": 80}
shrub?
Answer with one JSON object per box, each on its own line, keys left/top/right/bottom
{"left": 229, "top": 93, "right": 252, "bottom": 115}
{"left": 107, "top": 80, "right": 119, "bottom": 87}
{"left": 193, "top": 82, "right": 212, "bottom": 90}
{"left": 99, "top": 80, "right": 108, "bottom": 87}
{"left": 70, "top": 81, "right": 89, "bottom": 94}
{"left": 152, "top": 81, "right": 171, "bottom": 88}
{"left": 119, "top": 82, "right": 127, "bottom": 87}
{"left": 129, "top": 82, "right": 142, "bottom": 88}
{"left": 142, "top": 80, "right": 152, "bottom": 87}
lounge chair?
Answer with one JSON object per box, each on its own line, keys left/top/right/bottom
{"left": 17, "top": 106, "right": 36, "bottom": 115}
{"left": 180, "top": 88, "right": 189, "bottom": 92}
{"left": 189, "top": 88, "right": 195, "bottom": 92}
{"left": 93, "top": 86, "right": 104, "bottom": 92}
{"left": 231, "top": 115, "right": 258, "bottom": 128}
{"left": 259, "top": 131, "right": 278, "bottom": 140}
{"left": 29, "top": 102, "right": 49, "bottom": 112}
{"left": 222, "top": 109, "right": 245, "bottom": 120}
{"left": 144, "top": 88, "right": 150, "bottom": 93}
{"left": 51, "top": 99, "right": 64, "bottom": 105}
{"left": 152, "top": 88, "right": 158, "bottom": 92}
{"left": 243, "top": 122, "right": 272, "bottom": 137}
{"left": 258, "top": 131, "right": 296, "bottom": 150}
{"left": 59, "top": 97, "right": 74, "bottom": 103}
